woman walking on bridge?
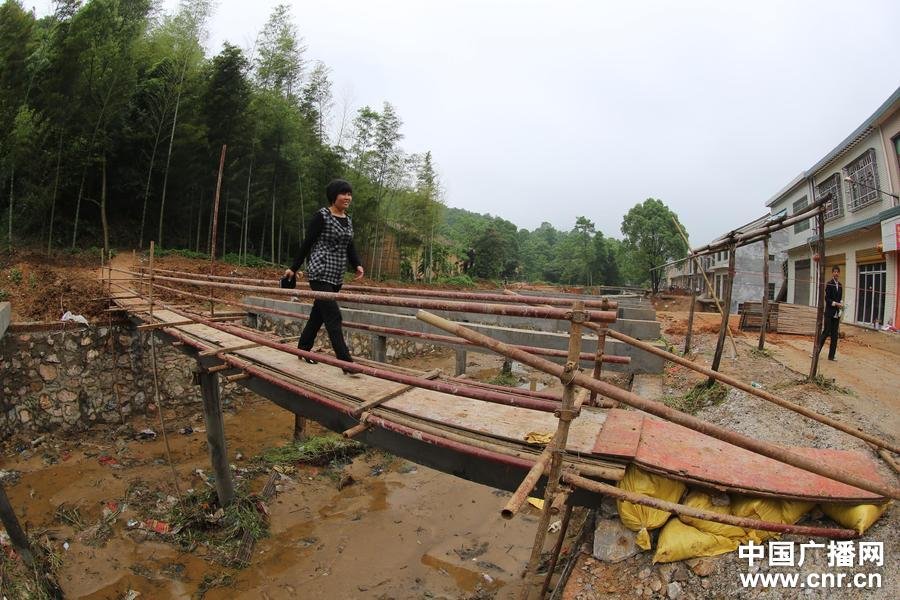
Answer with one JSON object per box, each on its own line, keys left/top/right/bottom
{"left": 283, "top": 179, "right": 365, "bottom": 375}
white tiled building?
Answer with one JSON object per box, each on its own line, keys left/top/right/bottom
{"left": 766, "top": 87, "right": 900, "bottom": 329}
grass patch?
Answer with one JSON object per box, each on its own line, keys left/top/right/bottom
{"left": 809, "top": 375, "right": 854, "bottom": 395}
{"left": 434, "top": 274, "right": 477, "bottom": 288}
{"left": 487, "top": 371, "right": 520, "bottom": 387}
{"left": 749, "top": 347, "right": 772, "bottom": 359}
{"left": 0, "top": 530, "right": 64, "bottom": 600}
{"left": 163, "top": 485, "right": 269, "bottom": 565}
{"left": 258, "top": 434, "right": 364, "bottom": 468}
{"left": 665, "top": 381, "right": 728, "bottom": 414}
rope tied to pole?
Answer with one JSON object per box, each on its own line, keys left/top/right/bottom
{"left": 559, "top": 361, "right": 580, "bottom": 386}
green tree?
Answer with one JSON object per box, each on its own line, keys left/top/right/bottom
{"left": 620, "top": 198, "right": 688, "bottom": 293}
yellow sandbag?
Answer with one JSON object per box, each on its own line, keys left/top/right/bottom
{"left": 617, "top": 466, "right": 686, "bottom": 550}
{"left": 821, "top": 502, "right": 889, "bottom": 534}
{"left": 678, "top": 491, "right": 747, "bottom": 540}
{"left": 731, "top": 496, "right": 814, "bottom": 542}
{"left": 653, "top": 517, "right": 739, "bottom": 563}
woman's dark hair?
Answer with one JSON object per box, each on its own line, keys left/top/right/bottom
{"left": 326, "top": 179, "right": 353, "bottom": 204}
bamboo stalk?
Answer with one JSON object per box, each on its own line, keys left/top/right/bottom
{"left": 520, "top": 302, "right": 585, "bottom": 598}
{"left": 415, "top": 310, "right": 899, "bottom": 500}
{"left": 502, "top": 441, "right": 556, "bottom": 519}
{"left": 538, "top": 500, "right": 574, "bottom": 599}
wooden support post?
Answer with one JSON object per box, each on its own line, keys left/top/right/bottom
{"left": 710, "top": 242, "right": 736, "bottom": 375}
{"left": 371, "top": 334, "right": 387, "bottom": 362}
{"left": 455, "top": 348, "right": 467, "bottom": 376}
{"left": 759, "top": 235, "right": 770, "bottom": 350}
{"left": 293, "top": 415, "right": 307, "bottom": 441}
{"left": 684, "top": 289, "right": 696, "bottom": 355}
{"left": 809, "top": 205, "right": 826, "bottom": 379}
{"left": 0, "top": 484, "right": 35, "bottom": 568}
{"left": 199, "top": 369, "right": 235, "bottom": 507}
{"left": 539, "top": 496, "right": 574, "bottom": 599}
{"left": 519, "top": 302, "right": 584, "bottom": 599}
{"left": 588, "top": 325, "right": 608, "bottom": 406}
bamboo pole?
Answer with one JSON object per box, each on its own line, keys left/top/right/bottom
{"left": 415, "top": 310, "right": 899, "bottom": 499}
{"left": 759, "top": 236, "right": 770, "bottom": 350}
{"left": 520, "top": 302, "right": 585, "bottom": 598}
{"left": 538, "top": 499, "right": 574, "bottom": 599}
{"left": 588, "top": 324, "right": 608, "bottom": 406}
{"left": 209, "top": 144, "right": 226, "bottom": 318}
{"left": 809, "top": 202, "right": 827, "bottom": 379}
{"left": 684, "top": 289, "right": 696, "bottom": 355}
{"left": 710, "top": 242, "right": 737, "bottom": 375}
{"left": 502, "top": 442, "right": 556, "bottom": 519}
{"left": 671, "top": 216, "right": 737, "bottom": 359}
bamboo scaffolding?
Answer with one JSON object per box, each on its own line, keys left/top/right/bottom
{"left": 520, "top": 302, "right": 585, "bottom": 598}
{"left": 415, "top": 310, "right": 899, "bottom": 499}
{"left": 502, "top": 441, "right": 556, "bottom": 519}
{"left": 691, "top": 194, "right": 830, "bottom": 257}
{"left": 503, "top": 290, "right": 900, "bottom": 454}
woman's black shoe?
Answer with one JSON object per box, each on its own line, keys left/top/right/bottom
{"left": 342, "top": 368, "right": 361, "bottom": 378}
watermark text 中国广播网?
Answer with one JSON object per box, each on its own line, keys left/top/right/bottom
{"left": 738, "top": 540, "right": 884, "bottom": 589}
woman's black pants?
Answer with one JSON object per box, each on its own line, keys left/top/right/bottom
{"left": 298, "top": 280, "right": 352, "bottom": 362}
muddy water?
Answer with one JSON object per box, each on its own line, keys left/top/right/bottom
{"left": 1, "top": 356, "right": 553, "bottom": 599}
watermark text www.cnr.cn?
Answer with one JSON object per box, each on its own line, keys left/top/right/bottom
{"left": 738, "top": 540, "right": 884, "bottom": 589}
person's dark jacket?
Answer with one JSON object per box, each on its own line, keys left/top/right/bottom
{"left": 824, "top": 278, "right": 843, "bottom": 319}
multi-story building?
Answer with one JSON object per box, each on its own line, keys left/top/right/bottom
{"left": 766, "top": 87, "right": 900, "bottom": 329}
{"left": 698, "top": 215, "right": 789, "bottom": 313}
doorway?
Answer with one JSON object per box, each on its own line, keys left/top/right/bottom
{"left": 856, "top": 262, "right": 886, "bottom": 326}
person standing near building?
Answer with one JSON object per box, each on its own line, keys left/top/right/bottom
{"left": 817, "top": 266, "right": 843, "bottom": 361}
{"left": 283, "top": 179, "right": 364, "bottom": 375}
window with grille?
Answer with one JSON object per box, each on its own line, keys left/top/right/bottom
{"left": 793, "top": 197, "right": 810, "bottom": 233}
{"left": 817, "top": 173, "right": 844, "bottom": 221}
{"left": 768, "top": 283, "right": 775, "bottom": 300}
{"left": 844, "top": 148, "right": 881, "bottom": 211}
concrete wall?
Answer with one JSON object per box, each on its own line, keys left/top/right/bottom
{"left": 730, "top": 227, "right": 789, "bottom": 312}
{"left": 243, "top": 296, "right": 665, "bottom": 374}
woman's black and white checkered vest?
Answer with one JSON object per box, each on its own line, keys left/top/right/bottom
{"left": 307, "top": 207, "right": 353, "bottom": 285}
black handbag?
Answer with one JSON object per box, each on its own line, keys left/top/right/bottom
{"left": 280, "top": 274, "right": 297, "bottom": 289}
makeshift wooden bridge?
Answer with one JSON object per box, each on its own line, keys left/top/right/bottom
{"left": 88, "top": 247, "right": 897, "bottom": 598}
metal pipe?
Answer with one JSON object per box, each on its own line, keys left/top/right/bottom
{"left": 142, "top": 266, "right": 619, "bottom": 309}
{"left": 415, "top": 310, "right": 899, "bottom": 500}
{"left": 110, "top": 267, "right": 617, "bottom": 323}
{"left": 562, "top": 472, "right": 857, "bottom": 539}
{"left": 130, "top": 278, "right": 631, "bottom": 365}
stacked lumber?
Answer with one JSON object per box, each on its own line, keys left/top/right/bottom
{"left": 775, "top": 303, "right": 818, "bottom": 335}
{"left": 739, "top": 302, "right": 817, "bottom": 335}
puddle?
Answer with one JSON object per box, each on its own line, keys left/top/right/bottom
{"left": 421, "top": 552, "right": 505, "bottom": 593}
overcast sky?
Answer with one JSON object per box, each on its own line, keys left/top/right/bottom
{"left": 36, "top": 0, "right": 900, "bottom": 245}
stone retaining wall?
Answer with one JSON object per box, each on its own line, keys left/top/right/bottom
{"left": 0, "top": 325, "right": 246, "bottom": 439}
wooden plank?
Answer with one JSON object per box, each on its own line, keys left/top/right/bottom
{"left": 633, "top": 418, "right": 886, "bottom": 502}
{"left": 591, "top": 409, "right": 644, "bottom": 459}
{"left": 379, "top": 386, "right": 608, "bottom": 454}
{"left": 351, "top": 368, "right": 442, "bottom": 417}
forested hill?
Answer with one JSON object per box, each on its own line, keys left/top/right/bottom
{"left": 1, "top": 1, "right": 689, "bottom": 290}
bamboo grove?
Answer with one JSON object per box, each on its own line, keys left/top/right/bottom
{"left": 0, "top": 0, "right": 688, "bottom": 288}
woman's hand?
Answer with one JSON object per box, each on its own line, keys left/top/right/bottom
{"left": 354, "top": 266, "right": 365, "bottom": 280}
{"left": 283, "top": 269, "right": 294, "bottom": 278}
